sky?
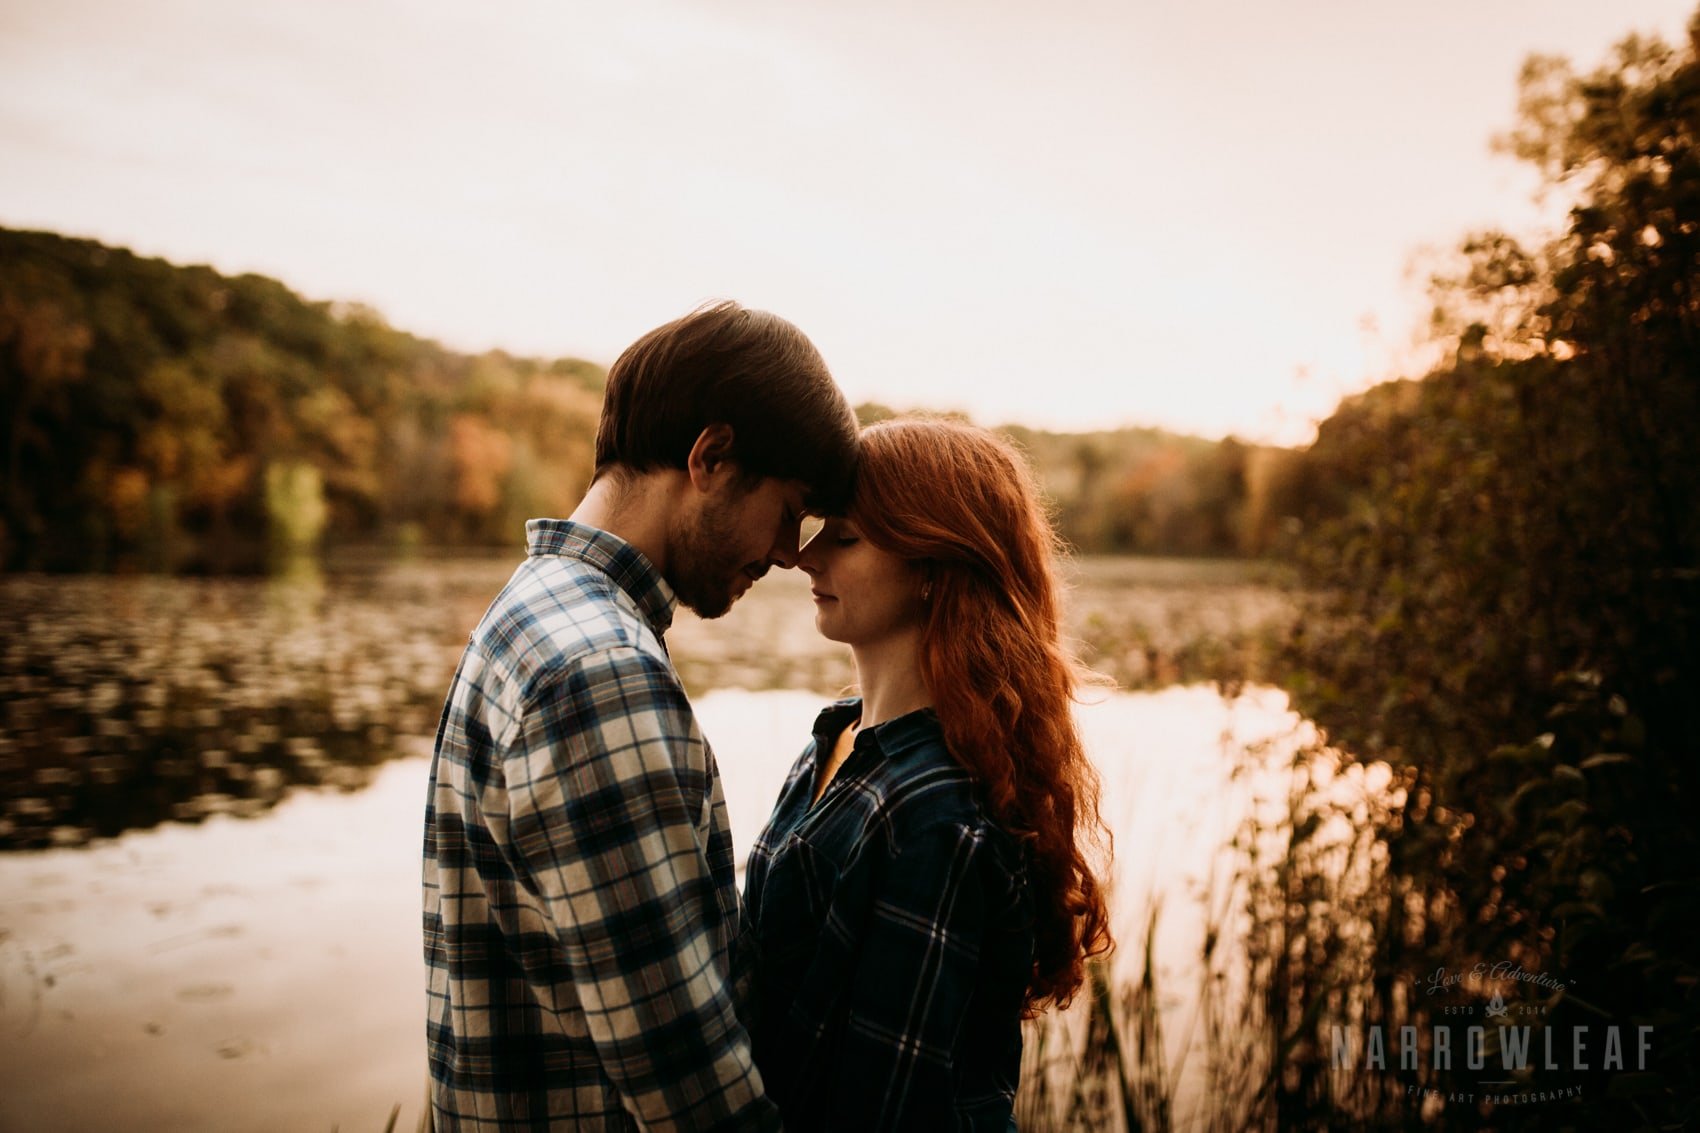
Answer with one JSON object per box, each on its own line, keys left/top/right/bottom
{"left": 2, "top": 0, "right": 1694, "bottom": 444}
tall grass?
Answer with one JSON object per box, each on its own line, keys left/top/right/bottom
{"left": 1015, "top": 729, "right": 1406, "bottom": 1133}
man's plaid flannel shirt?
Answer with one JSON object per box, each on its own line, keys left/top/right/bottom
{"left": 423, "top": 519, "right": 779, "bottom": 1131}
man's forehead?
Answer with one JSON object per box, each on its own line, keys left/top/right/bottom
{"left": 780, "top": 479, "right": 811, "bottom": 511}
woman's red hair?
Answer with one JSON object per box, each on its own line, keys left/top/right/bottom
{"left": 850, "top": 417, "right": 1112, "bottom": 1013}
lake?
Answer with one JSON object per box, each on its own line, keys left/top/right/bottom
{"left": 0, "top": 553, "right": 1316, "bottom": 1132}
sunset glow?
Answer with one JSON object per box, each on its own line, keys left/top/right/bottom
{"left": 2, "top": 0, "right": 1694, "bottom": 442}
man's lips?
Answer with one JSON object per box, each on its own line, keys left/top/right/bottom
{"left": 811, "top": 589, "right": 836, "bottom": 602}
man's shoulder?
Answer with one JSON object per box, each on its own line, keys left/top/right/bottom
{"left": 471, "top": 555, "right": 672, "bottom": 694}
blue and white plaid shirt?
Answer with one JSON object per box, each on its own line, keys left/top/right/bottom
{"left": 423, "top": 519, "right": 779, "bottom": 1132}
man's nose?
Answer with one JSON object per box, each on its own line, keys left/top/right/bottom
{"left": 767, "top": 534, "right": 800, "bottom": 571}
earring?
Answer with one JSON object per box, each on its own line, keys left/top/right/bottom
{"left": 921, "top": 580, "right": 933, "bottom": 602}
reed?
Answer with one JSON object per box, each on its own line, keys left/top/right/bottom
{"left": 1013, "top": 726, "right": 1407, "bottom": 1133}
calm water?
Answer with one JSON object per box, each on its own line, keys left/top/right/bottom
{"left": 0, "top": 555, "right": 1291, "bottom": 851}
{"left": 0, "top": 556, "right": 1310, "bottom": 1132}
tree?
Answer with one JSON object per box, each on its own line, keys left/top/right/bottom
{"left": 0, "top": 279, "right": 91, "bottom": 562}
{"left": 0, "top": 226, "right": 609, "bottom": 569}
{"left": 1272, "top": 14, "right": 1700, "bottom": 1127}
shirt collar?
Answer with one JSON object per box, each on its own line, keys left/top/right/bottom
{"left": 525, "top": 518, "right": 677, "bottom": 636}
{"left": 810, "top": 697, "right": 942, "bottom": 758}
{"left": 811, "top": 698, "right": 862, "bottom": 743}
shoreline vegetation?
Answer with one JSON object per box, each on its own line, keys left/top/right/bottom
{"left": 1025, "top": 13, "right": 1700, "bottom": 1131}
{"left": 4, "top": 8, "right": 1698, "bottom": 1130}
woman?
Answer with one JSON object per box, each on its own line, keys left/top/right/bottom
{"left": 742, "top": 417, "right": 1113, "bottom": 1131}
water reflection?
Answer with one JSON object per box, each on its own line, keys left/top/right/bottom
{"left": 0, "top": 556, "right": 1289, "bottom": 850}
{"left": 0, "top": 686, "right": 1312, "bottom": 1133}
{"left": 0, "top": 562, "right": 509, "bottom": 849}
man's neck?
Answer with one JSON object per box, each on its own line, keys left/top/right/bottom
{"left": 570, "top": 469, "right": 686, "bottom": 577}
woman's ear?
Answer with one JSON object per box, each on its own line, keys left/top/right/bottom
{"left": 686, "top": 424, "right": 737, "bottom": 491}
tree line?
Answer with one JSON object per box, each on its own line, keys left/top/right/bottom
{"left": 0, "top": 228, "right": 605, "bottom": 571}
{"left": 0, "top": 226, "right": 1301, "bottom": 571}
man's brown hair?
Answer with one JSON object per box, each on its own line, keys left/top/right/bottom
{"left": 594, "top": 301, "right": 858, "bottom": 511}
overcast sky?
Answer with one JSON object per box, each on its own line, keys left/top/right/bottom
{"left": 2, "top": 0, "right": 1693, "bottom": 442}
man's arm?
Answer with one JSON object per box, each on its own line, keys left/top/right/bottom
{"left": 506, "top": 644, "right": 780, "bottom": 1131}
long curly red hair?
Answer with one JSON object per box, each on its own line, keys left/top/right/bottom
{"left": 849, "top": 417, "right": 1113, "bottom": 1013}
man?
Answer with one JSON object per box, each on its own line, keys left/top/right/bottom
{"left": 423, "top": 301, "right": 859, "bottom": 1131}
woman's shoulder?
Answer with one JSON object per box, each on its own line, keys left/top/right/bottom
{"left": 857, "top": 709, "right": 1007, "bottom": 845}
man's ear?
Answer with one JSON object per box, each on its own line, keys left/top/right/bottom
{"left": 686, "top": 424, "right": 737, "bottom": 491}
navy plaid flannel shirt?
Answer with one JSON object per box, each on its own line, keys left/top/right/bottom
{"left": 423, "top": 519, "right": 779, "bottom": 1132}
{"left": 742, "top": 700, "right": 1035, "bottom": 1132}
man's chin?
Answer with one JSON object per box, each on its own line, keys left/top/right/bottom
{"left": 684, "top": 595, "right": 735, "bottom": 620}
{"left": 680, "top": 579, "right": 744, "bottom": 620}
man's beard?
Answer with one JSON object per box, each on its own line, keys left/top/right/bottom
{"left": 667, "top": 496, "right": 764, "bottom": 619}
